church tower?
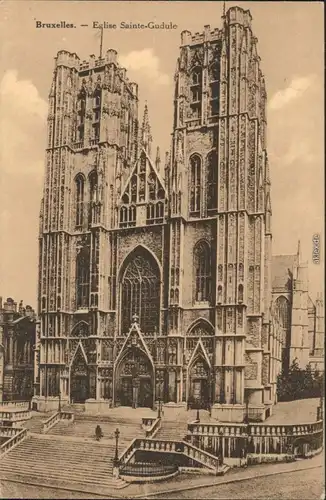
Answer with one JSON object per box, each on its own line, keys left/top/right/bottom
{"left": 170, "top": 6, "right": 274, "bottom": 421}
{"left": 34, "top": 49, "right": 140, "bottom": 410}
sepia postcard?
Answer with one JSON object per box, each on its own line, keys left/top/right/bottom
{"left": 0, "top": 1, "right": 324, "bottom": 499}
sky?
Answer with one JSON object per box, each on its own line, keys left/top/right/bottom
{"left": 0, "top": 0, "right": 324, "bottom": 308}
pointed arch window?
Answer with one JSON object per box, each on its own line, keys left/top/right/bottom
{"left": 88, "top": 171, "right": 98, "bottom": 225}
{"left": 77, "top": 90, "right": 86, "bottom": 140}
{"left": 189, "top": 154, "right": 201, "bottom": 215}
{"left": 190, "top": 67, "right": 202, "bottom": 120}
{"left": 275, "top": 296, "right": 291, "bottom": 330}
{"left": 121, "top": 251, "right": 160, "bottom": 334}
{"left": 206, "top": 151, "right": 217, "bottom": 211}
{"left": 194, "top": 241, "right": 211, "bottom": 302}
{"left": 76, "top": 247, "right": 90, "bottom": 309}
{"left": 75, "top": 174, "right": 85, "bottom": 227}
{"left": 192, "top": 67, "right": 202, "bottom": 85}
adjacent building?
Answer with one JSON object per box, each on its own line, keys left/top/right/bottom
{"left": 0, "top": 297, "right": 36, "bottom": 402}
{"left": 272, "top": 244, "right": 324, "bottom": 373}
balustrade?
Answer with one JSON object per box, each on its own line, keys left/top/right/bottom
{"left": 145, "top": 418, "right": 161, "bottom": 438}
{"left": 0, "top": 401, "right": 30, "bottom": 409}
{"left": 0, "top": 427, "right": 27, "bottom": 455}
{"left": 0, "top": 409, "right": 31, "bottom": 422}
{"left": 42, "top": 411, "right": 74, "bottom": 433}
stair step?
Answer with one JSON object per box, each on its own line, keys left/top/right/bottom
{"left": 0, "top": 472, "right": 127, "bottom": 491}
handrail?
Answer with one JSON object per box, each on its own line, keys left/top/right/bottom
{"left": 0, "top": 427, "right": 27, "bottom": 456}
{"left": 181, "top": 440, "right": 220, "bottom": 471}
{"left": 188, "top": 420, "right": 324, "bottom": 437}
{"left": 119, "top": 437, "right": 219, "bottom": 472}
{"left": 118, "top": 437, "right": 139, "bottom": 465}
{"left": 146, "top": 418, "right": 161, "bottom": 438}
{"left": 42, "top": 411, "right": 74, "bottom": 434}
{"left": 0, "top": 401, "right": 30, "bottom": 409}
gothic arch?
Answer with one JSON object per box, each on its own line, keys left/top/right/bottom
{"left": 193, "top": 240, "right": 212, "bottom": 303}
{"left": 114, "top": 345, "right": 154, "bottom": 408}
{"left": 118, "top": 246, "right": 161, "bottom": 335}
{"left": 187, "top": 346, "right": 212, "bottom": 408}
{"left": 76, "top": 246, "right": 90, "bottom": 309}
{"left": 70, "top": 321, "right": 89, "bottom": 337}
{"left": 275, "top": 295, "right": 291, "bottom": 330}
{"left": 75, "top": 174, "right": 85, "bottom": 227}
{"left": 118, "top": 244, "right": 162, "bottom": 280}
{"left": 189, "top": 154, "right": 202, "bottom": 214}
{"left": 187, "top": 317, "right": 215, "bottom": 336}
{"left": 191, "top": 66, "right": 202, "bottom": 85}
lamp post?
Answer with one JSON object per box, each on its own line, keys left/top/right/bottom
{"left": 113, "top": 428, "right": 120, "bottom": 467}
{"left": 157, "top": 397, "right": 162, "bottom": 419}
{"left": 58, "top": 388, "right": 61, "bottom": 414}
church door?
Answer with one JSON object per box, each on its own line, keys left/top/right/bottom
{"left": 115, "top": 347, "right": 154, "bottom": 408}
{"left": 139, "top": 379, "right": 153, "bottom": 408}
{"left": 189, "top": 359, "right": 210, "bottom": 409}
{"left": 70, "top": 347, "right": 89, "bottom": 403}
{"left": 120, "top": 378, "right": 133, "bottom": 406}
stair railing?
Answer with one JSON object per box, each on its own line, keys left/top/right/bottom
{"left": 145, "top": 417, "right": 161, "bottom": 438}
{"left": 42, "top": 410, "right": 74, "bottom": 434}
{"left": 118, "top": 437, "right": 140, "bottom": 466}
{"left": 0, "top": 427, "right": 28, "bottom": 457}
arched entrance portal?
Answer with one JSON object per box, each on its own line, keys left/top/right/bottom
{"left": 70, "top": 346, "right": 89, "bottom": 403}
{"left": 188, "top": 357, "right": 211, "bottom": 409}
{"left": 115, "top": 348, "right": 154, "bottom": 408}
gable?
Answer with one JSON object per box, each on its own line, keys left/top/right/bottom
{"left": 120, "top": 148, "right": 166, "bottom": 205}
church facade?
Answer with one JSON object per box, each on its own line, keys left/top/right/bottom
{"left": 33, "top": 6, "right": 285, "bottom": 422}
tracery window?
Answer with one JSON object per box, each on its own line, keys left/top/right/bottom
{"left": 192, "top": 67, "right": 202, "bottom": 85}
{"left": 121, "top": 250, "right": 160, "bottom": 334}
{"left": 77, "top": 91, "right": 86, "bottom": 141}
{"left": 194, "top": 241, "right": 211, "bottom": 302}
{"left": 209, "top": 63, "right": 220, "bottom": 116}
{"left": 206, "top": 151, "right": 217, "bottom": 211}
{"left": 146, "top": 202, "right": 164, "bottom": 225}
{"left": 76, "top": 247, "right": 90, "bottom": 309}
{"left": 119, "top": 205, "right": 136, "bottom": 228}
{"left": 189, "top": 154, "right": 201, "bottom": 215}
{"left": 88, "top": 171, "right": 98, "bottom": 225}
{"left": 75, "top": 174, "right": 85, "bottom": 227}
{"left": 190, "top": 67, "right": 202, "bottom": 120}
{"left": 275, "top": 296, "right": 291, "bottom": 330}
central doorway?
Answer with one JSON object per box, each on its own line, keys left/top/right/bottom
{"left": 115, "top": 347, "right": 154, "bottom": 408}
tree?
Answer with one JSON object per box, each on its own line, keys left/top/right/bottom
{"left": 277, "top": 358, "right": 324, "bottom": 401}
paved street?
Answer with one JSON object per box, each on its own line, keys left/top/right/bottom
{"left": 153, "top": 466, "right": 324, "bottom": 499}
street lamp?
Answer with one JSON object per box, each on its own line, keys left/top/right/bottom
{"left": 58, "top": 389, "right": 61, "bottom": 414}
{"left": 157, "top": 398, "right": 162, "bottom": 419}
{"left": 113, "top": 428, "right": 120, "bottom": 467}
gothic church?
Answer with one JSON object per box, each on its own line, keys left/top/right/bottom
{"left": 34, "top": 7, "right": 285, "bottom": 422}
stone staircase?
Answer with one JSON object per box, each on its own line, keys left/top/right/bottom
{"left": 22, "top": 411, "right": 50, "bottom": 433}
{"left": 0, "top": 434, "right": 126, "bottom": 491}
{"left": 155, "top": 409, "right": 214, "bottom": 441}
{"left": 155, "top": 419, "right": 189, "bottom": 440}
{"left": 47, "top": 414, "right": 147, "bottom": 445}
